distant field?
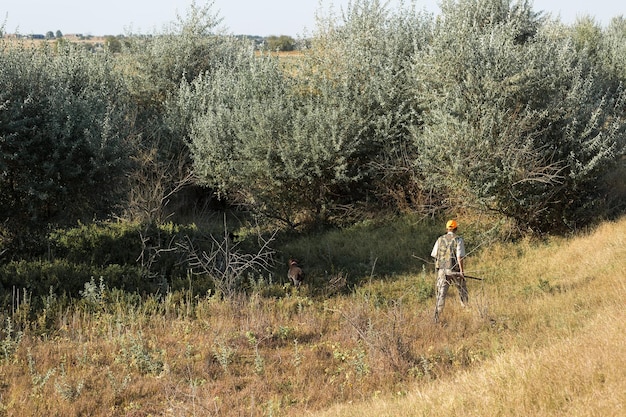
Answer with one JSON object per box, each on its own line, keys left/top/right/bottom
{"left": 2, "top": 35, "right": 106, "bottom": 42}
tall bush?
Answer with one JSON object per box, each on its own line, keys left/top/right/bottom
{"left": 0, "top": 42, "right": 134, "bottom": 249}
{"left": 411, "top": 0, "right": 626, "bottom": 232}
{"left": 117, "top": 1, "right": 252, "bottom": 223}
{"left": 598, "top": 16, "right": 626, "bottom": 84}
{"left": 188, "top": 0, "right": 432, "bottom": 227}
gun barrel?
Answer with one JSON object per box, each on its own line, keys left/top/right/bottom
{"left": 464, "top": 275, "right": 483, "bottom": 281}
{"left": 449, "top": 272, "right": 483, "bottom": 281}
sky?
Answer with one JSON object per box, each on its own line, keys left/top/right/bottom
{"left": 2, "top": 1, "right": 623, "bottom": 37}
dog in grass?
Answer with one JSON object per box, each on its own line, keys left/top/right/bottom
{"left": 288, "top": 258, "right": 305, "bottom": 287}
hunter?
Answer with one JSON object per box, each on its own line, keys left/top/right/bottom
{"left": 430, "top": 219, "right": 468, "bottom": 323}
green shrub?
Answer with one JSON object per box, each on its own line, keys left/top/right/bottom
{"left": 0, "top": 42, "right": 134, "bottom": 238}
{"left": 0, "top": 259, "right": 144, "bottom": 306}
{"left": 0, "top": 259, "right": 92, "bottom": 298}
{"left": 50, "top": 222, "right": 142, "bottom": 266}
{"left": 49, "top": 221, "right": 203, "bottom": 281}
{"left": 412, "top": 0, "right": 626, "bottom": 233}
{"left": 0, "top": 317, "right": 23, "bottom": 362}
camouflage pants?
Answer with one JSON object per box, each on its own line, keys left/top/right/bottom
{"left": 434, "top": 268, "right": 468, "bottom": 322}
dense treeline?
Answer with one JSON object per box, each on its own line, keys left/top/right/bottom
{"left": 1, "top": 0, "right": 626, "bottom": 299}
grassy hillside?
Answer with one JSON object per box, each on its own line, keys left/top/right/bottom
{"left": 0, "top": 215, "right": 624, "bottom": 416}
{"left": 317, "top": 217, "right": 626, "bottom": 416}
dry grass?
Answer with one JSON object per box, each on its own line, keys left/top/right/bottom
{"left": 1, "top": 216, "right": 625, "bottom": 416}
{"left": 317, "top": 306, "right": 626, "bottom": 417}
{"left": 316, "top": 218, "right": 626, "bottom": 417}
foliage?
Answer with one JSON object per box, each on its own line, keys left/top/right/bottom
{"left": 0, "top": 317, "right": 22, "bottom": 361}
{"left": 103, "top": 35, "right": 122, "bottom": 53}
{"left": 49, "top": 221, "right": 215, "bottom": 291}
{"left": 0, "top": 221, "right": 219, "bottom": 305}
{"left": 0, "top": 41, "right": 134, "bottom": 247}
{"left": 116, "top": 1, "right": 253, "bottom": 223}
{"left": 120, "top": 0, "right": 226, "bottom": 111}
{"left": 116, "top": 333, "right": 165, "bottom": 376}
{"left": 0, "top": 259, "right": 143, "bottom": 303}
{"left": 2, "top": 0, "right": 626, "bottom": 310}
{"left": 299, "top": 0, "right": 435, "bottom": 215}
{"left": 598, "top": 16, "right": 626, "bottom": 83}
{"left": 50, "top": 222, "right": 144, "bottom": 266}
{"left": 570, "top": 15, "right": 602, "bottom": 64}
{"left": 187, "top": 52, "right": 368, "bottom": 227}
{"left": 188, "top": 0, "right": 432, "bottom": 227}
{"left": 411, "top": 0, "right": 626, "bottom": 232}
{"left": 264, "top": 35, "right": 296, "bottom": 51}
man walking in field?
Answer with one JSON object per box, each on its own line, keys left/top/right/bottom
{"left": 431, "top": 219, "right": 468, "bottom": 323}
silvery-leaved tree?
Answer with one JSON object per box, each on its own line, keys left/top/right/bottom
{"left": 0, "top": 42, "right": 133, "bottom": 250}
{"left": 118, "top": 0, "right": 252, "bottom": 223}
{"left": 187, "top": 0, "right": 432, "bottom": 227}
{"left": 598, "top": 16, "right": 626, "bottom": 85}
{"left": 186, "top": 54, "right": 352, "bottom": 228}
{"left": 411, "top": 0, "right": 626, "bottom": 233}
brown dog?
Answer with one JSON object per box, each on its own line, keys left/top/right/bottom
{"left": 288, "top": 258, "right": 305, "bottom": 287}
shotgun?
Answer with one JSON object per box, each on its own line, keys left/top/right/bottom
{"left": 449, "top": 272, "right": 483, "bottom": 281}
{"left": 463, "top": 275, "right": 483, "bottom": 281}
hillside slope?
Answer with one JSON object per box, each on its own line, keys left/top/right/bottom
{"left": 1, "top": 216, "right": 624, "bottom": 416}
{"left": 314, "top": 217, "right": 626, "bottom": 416}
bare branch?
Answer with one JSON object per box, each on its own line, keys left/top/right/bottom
{"left": 180, "top": 217, "right": 277, "bottom": 298}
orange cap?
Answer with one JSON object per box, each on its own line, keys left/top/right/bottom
{"left": 446, "top": 220, "right": 458, "bottom": 229}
